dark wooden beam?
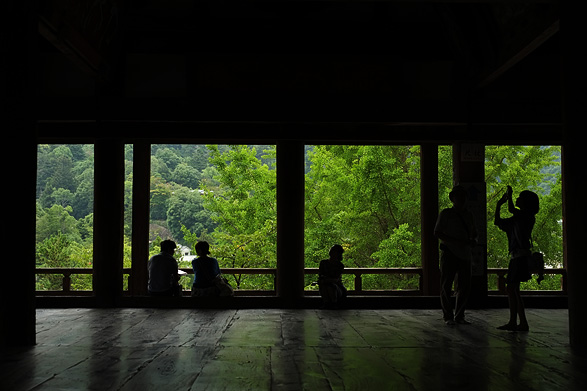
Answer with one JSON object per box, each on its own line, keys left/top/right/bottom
{"left": 35, "top": 119, "right": 563, "bottom": 146}
{"left": 38, "top": 0, "right": 126, "bottom": 80}
{"left": 476, "top": 4, "right": 559, "bottom": 89}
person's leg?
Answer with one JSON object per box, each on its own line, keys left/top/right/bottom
{"left": 497, "top": 282, "right": 519, "bottom": 330}
{"left": 454, "top": 259, "right": 471, "bottom": 323}
{"left": 515, "top": 288, "right": 529, "bottom": 331}
{"left": 319, "top": 283, "right": 335, "bottom": 306}
{"left": 440, "top": 251, "right": 458, "bottom": 323}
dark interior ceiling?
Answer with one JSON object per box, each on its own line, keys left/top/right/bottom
{"left": 35, "top": 0, "right": 561, "bottom": 141}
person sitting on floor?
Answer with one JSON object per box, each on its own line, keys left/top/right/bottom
{"left": 191, "top": 241, "right": 222, "bottom": 297}
{"left": 148, "top": 239, "right": 181, "bottom": 296}
{"left": 318, "top": 244, "right": 347, "bottom": 309}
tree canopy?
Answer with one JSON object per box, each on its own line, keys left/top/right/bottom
{"left": 35, "top": 143, "right": 562, "bottom": 292}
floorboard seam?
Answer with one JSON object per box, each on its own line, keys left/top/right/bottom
{"left": 115, "top": 346, "right": 170, "bottom": 391}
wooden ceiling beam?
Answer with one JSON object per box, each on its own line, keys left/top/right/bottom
{"left": 475, "top": 10, "right": 559, "bottom": 89}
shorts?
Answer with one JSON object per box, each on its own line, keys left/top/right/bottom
{"left": 506, "top": 256, "right": 532, "bottom": 284}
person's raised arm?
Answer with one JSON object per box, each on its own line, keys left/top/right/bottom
{"left": 495, "top": 189, "right": 508, "bottom": 225}
{"left": 506, "top": 186, "right": 518, "bottom": 215}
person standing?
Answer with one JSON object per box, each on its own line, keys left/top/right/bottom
{"left": 148, "top": 239, "right": 180, "bottom": 296}
{"left": 494, "top": 186, "right": 539, "bottom": 332}
{"left": 434, "top": 185, "right": 478, "bottom": 325}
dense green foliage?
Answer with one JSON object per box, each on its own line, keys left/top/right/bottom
{"left": 305, "top": 145, "right": 423, "bottom": 290}
{"left": 485, "top": 146, "right": 562, "bottom": 290}
{"left": 35, "top": 143, "right": 562, "bottom": 293}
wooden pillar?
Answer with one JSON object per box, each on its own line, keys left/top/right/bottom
{"left": 561, "top": 4, "right": 587, "bottom": 355}
{"left": 1, "top": 0, "right": 37, "bottom": 347}
{"left": 452, "top": 143, "right": 488, "bottom": 307}
{"left": 130, "top": 141, "right": 151, "bottom": 296}
{"left": 420, "top": 143, "right": 440, "bottom": 295}
{"left": 276, "top": 139, "right": 305, "bottom": 306}
{"left": 93, "top": 137, "right": 125, "bottom": 307}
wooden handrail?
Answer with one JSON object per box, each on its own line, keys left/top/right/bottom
{"left": 487, "top": 268, "right": 567, "bottom": 294}
{"left": 34, "top": 267, "right": 567, "bottom": 296}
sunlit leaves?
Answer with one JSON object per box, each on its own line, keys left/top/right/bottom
{"left": 485, "top": 146, "right": 562, "bottom": 270}
{"left": 305, "top": 145, "right": 422, "bottom": 274}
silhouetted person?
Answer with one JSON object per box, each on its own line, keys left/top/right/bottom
{"left": 148, "top": 239, "right": 180, "bottom": 296}
{"left": 318, "top": 244, "right": 347, "bottom": 309}
{"left": 495, "top": 186, "right": 539, "bottom": 332}
{"left": 191, "top": 241, "right": 222, "bottom": 297}
{"left": 435, "top": 185, "right": 478, "bottom": 325}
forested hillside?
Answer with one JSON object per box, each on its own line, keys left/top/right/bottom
{"left": 36, "top": 144, "right": 562, "bottom": 292}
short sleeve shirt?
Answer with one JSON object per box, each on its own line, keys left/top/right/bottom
{"left": 495, "top": 212, "right": 535, "bottom": 255}
{"left": 434, "top": 207, "right": 477, "bottom": 261}
{"left": 148, "top": 252, "right": 178, "bottom": 292}
{"left": 192, "top": 256, "right": 221, "bottom": 289}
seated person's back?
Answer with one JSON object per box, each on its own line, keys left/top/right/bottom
{"left": 191, "top": 241, "right": 222, "bottom": 296}
{"left": 148, "top": 240, "right": 179, "bottom": 296}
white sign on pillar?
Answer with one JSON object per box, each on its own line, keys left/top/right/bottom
{"left": 461, "top": 144, "right": 484, "bottom": 162}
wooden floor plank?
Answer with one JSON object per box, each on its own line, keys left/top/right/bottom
{"left": 271, "top": 347, "right": 332, "bottom": 390}
{"left": 1, "top": 308, "right": 585, "bottom": 391}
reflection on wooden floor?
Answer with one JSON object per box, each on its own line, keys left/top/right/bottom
{"left": 1, "top": 308, "right": 586, "bottom": 390}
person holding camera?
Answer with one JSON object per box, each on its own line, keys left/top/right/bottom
{"left": 494, "top": 186, "right": 539, "bottom": 332}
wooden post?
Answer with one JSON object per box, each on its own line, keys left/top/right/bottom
{"left": 561, "top": 2, "right": 587, "bottom": 355}
{"left": 276, "top": 139, "right": 305, "bottom": 307}
{"left": 93, "top": 137, "right": 125, "bottom": 307}
{"left": 131, "top": 141, "right": 151, "bottom": 296}
{"left": 420, "top": 143, "right": 440, "bottom": 295}
{"left": 452, "top": 143, "right": 488, "bottom": 307}
{"left": 1, "top": 0, "right": 37, "bottom": 347}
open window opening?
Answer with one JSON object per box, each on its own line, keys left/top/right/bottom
{"left": 148, "top": 144, "right": 277, "bottom": 294}
{"left": 485, "top": 145, "right": 564, "bottom": 294}
{"left": 35, "top": 144, "right": 95, "bottom": 295}
{"left": 304, "top": 145, "right": 425, "bottom": 295}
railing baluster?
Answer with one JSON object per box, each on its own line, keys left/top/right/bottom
{"left": 498, "top": 272, "right": 506, "bottom": 294}
{"left": 34, "top": 267, "right": 568, "bottom": 296}
{"left": 354, "top": 273, "right": 362, "bottom": 292}
{"left": 63, "top": 272, "right": 71, "bottom": 293}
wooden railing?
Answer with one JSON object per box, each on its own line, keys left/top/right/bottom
{"left": 35, "top": 267, "right": 424, "bottom": 296}
{"left": 35, "top": 267, "right": 568, "bottom": 296}
{"left": 36, "top": 267, "right": 95, "bottom": 296}
{"left": 487, "top": 268, "right": 567, "bottom": 295}
{"left": 305, "top": 267, "right": 423, "bottom": 295}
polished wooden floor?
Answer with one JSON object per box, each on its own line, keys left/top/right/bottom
{"left": 1, "top": 308, "right": 586, "bottom": 391}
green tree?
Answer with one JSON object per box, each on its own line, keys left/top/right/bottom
{"left": 36, "top": 204, "right": 81, "bottom": 243}
{"left": 43, "top": 145, "right": 76, "bottom": 195}
{"left": 305, "top": 145, "right": 422, "bottom": 289}
{"left": 193, "top": 145, "right": 277, "bottom": 289}
{"left": 166, "top": 185, "right": 216, "bottom": 241}
{"left": 484, "top": 145, "right": 562, "bottom": 290}
{"left": 150, "top": 176, "right": 172, "bottom": 221}
{"left": 72, "top": 167, "right": 94, "bottom": 219}
{"left": 154, "top": 147, "right": 181, "bottom": 172}
{"left": 171, "top": 162, "right": 201, "bottom": 189}
{"left": 36, "top": 233, "right": 93, "bottom": 291}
